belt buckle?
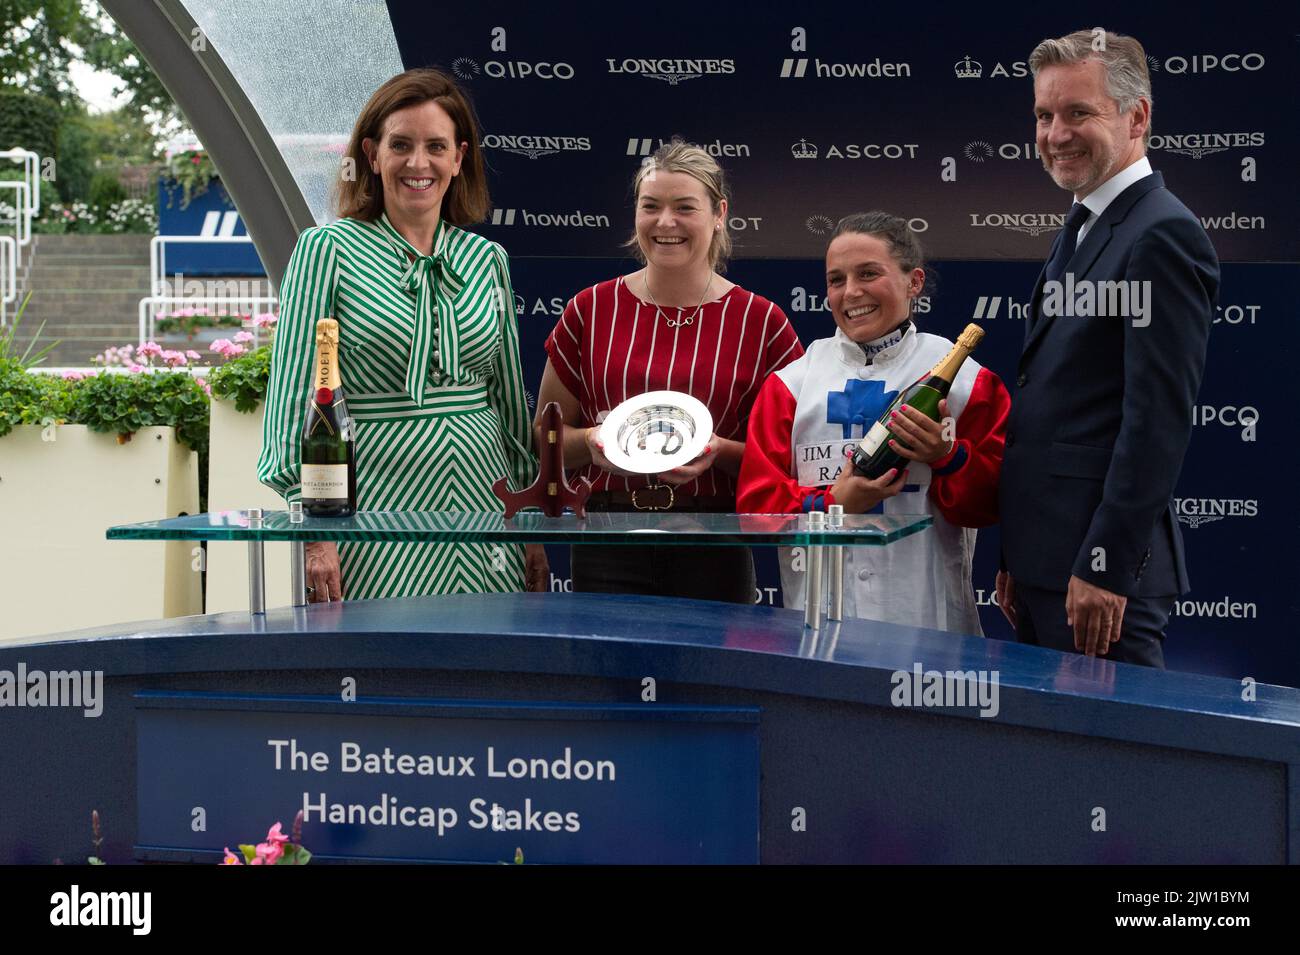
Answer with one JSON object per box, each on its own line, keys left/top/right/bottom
{"left": 632, "top": 484, "right": 674, "bottom": 511}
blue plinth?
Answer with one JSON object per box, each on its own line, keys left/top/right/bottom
{"left": 1, "top": 593, "right": 1296, "bottom": 864}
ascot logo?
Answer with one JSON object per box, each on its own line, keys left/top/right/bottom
{"left": 627, "top": 137, "right": 751, "bottom": 158}
{"left": 1150, "top": 132, "right": 1265, "bottom": 159}
{"left": 954, "top": 54, "right": 1027, "bottom": 78}
{"left": 1174, "top": 497, "right": 1258, "bottom": 528}
{"left": 490, "top": 208, "right": 610, "bottom": 228}
{"left": 607, "top": 58, "right": 735, "bottom": 85}
{"left": 780, "top": 57, "right": 911, "bottom": 79}
{"left": 514, "top": 292, "right": 525, "bottom": 315}
{"left": 1214, "top": 303, "right": 1260, "bottom": 325}
{"left": 481, "top": 134, "right": 591, "bottom": 159}
{"left": 969, "top": 212, "right": 1065, "bottom": 236}
{"left": 964, "top": 141, "right": 994, "bottom": 162}
{"left": 792, "top": 140, "right": 919, "bottom": 160}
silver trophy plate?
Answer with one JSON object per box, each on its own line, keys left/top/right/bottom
{"left": 599, "top": 391, "right": 713, "bottom": 474}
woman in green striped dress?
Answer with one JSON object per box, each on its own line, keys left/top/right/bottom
{"left": 258, "top": 69, "right": 548, "bottom": 601}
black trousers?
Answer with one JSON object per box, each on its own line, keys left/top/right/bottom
{"left": 571, "top": 543, "right": 756, "bottom": 605}
{"left": 1012, "top": 582, "right": 1172, "bottom": 668}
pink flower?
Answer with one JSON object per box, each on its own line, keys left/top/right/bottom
{"left": 162, "top": 350, "right": 188, "bottom": 367}
{"left": 264, "top": 822, "right": 290, "bottom": 847}
{"left": 233, "top": 330, "right": 254, "bottom": 343}
{"left": 196, "top": 377, "right": 211, "bottom": 396}
{"left": 210, "top": 338, "right": 233, "bottom": 356}
{"left": 221, "top": 847, "right": 243, "bottom": 865}
{"left": 226, "top": 343, "right": 246, "bottom": 357}
{"left": 119, "top": 344, "right": 134, "bottom": 354}
{"left": 126, "top": 363, "right": 144, "bottom": 373}
{"left": 137, "top": 341, "right": 164, "bottom": 360}
{"left": 252, "top": 312, "right": 278, "bottom": 329}
{"left": 186, "top": 349, "right": 202, "bottom": 360}
{"left": 192, "top": 155, "right": 202, "bottom": 164}
{"left": 61, "top": 370, "right": 86, "bottom": 381}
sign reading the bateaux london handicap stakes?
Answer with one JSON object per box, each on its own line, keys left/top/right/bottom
{"left": 135, "top": 694, "right": 759, "bottom": 863}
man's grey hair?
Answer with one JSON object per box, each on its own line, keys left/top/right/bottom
{"left": 1029, "top": 29, "right": 1153, "bottom": 146}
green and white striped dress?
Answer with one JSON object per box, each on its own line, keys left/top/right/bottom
{"left": 257, "top": 213, "right": 536, "bottom": 598}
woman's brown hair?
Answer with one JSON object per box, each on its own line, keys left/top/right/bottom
{"left": 335, "top": 68, "right": 489, "bottom": 224}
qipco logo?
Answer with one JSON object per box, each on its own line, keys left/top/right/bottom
{"left": 485, "top": 60, "right": 574, "bottom": 80}
{"left": 1193, "top": 404, "right": 1258, "bottom": 441}
{"left": 1163, "top": 53, "right": 1265, "bottom": 74}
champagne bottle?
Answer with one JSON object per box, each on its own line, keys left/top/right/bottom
{"left": 300, "top": 318, "right": 356, "bottom": 517}
{"left": 851, "top": 323, "right": 985, "bottom": 480}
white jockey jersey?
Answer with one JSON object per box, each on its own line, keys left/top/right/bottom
{"left": 738, "top": 322, "right": 1010, "bottom": 635}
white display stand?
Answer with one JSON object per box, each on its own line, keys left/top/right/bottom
{"left": 0, "top": 424, "right": 201, "bottom": 642}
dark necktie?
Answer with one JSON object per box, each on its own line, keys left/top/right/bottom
{"left": 1044, "top": 202, "right": 1091, "bottom": 284}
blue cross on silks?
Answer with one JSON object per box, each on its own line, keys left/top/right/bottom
{"left": 826, "top": 379, "right": 898, "bottom": 439}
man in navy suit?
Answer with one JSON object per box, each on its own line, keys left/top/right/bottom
{"left": 996, "top": 29, "right": 1220, "bottom": 667}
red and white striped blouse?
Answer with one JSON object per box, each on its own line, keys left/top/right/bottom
{"left": 544, "top": 275, "right": 804, "bottom": 497}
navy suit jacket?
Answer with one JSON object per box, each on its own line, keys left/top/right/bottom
{"left": 999, "top": 171, "right": 1220, "bottom": 598}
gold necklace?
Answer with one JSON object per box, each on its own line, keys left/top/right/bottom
{"left": 643, "top": 272, "right": 712, "bottom": 328}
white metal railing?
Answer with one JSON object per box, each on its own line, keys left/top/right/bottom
{"left": 0, "top": 236, "right": 15, "bottom": 323}
{"left": 139, "top": 296, "right": 278, "bottom": 349}
{"left": 143, "top": 233, "right": 276, "bottom": 345}
{"left": 0, "top": 148, "right": 41, "bottom": 218}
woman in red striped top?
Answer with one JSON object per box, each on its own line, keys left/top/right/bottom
{"left": 538, "top": 139, "right": 803, "bottom": 602}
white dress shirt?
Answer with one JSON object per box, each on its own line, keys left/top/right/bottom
{"left": 1073, "top": 156, "right": 1153, "bottom": 246}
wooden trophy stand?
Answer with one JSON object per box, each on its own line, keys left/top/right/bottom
{"left": 492, "top": 402, "right": 593, "bottom": 518}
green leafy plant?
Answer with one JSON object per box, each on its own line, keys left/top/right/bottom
{"left": 70, "top": 369, "right": 209, "bottom": 456}
{"left": 164, "top": 148, "right": 217, "bottom": 209}
{"left": 0, "top": 359, "right": 74, "bottom": 438}
{"left": 208, "top": 344, "right": 271, "bottom": 413}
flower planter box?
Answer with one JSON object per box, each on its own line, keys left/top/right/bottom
{"left": 204, "top": 398, "right": 291, "bottom": 613}
{"left": 0, "top": 424, "right": 201, "bottom": 642}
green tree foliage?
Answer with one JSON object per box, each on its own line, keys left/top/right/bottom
{"left": 0, "top": 0, "right": 87, "bottom": 109}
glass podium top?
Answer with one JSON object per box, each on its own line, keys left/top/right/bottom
{"left": 107, "top": 510, "right": 932, "bottom": 546}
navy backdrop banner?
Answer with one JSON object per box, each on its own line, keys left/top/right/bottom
{"left": 382, "top": 1, "right": 1299, "bottom": 687}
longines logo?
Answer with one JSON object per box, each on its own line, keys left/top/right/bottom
{"left": 780, "top": 57, "right": 911, "bottom": 79}
{"left": 481, "top": 134, "right": 591, "bottom": 159}
{"left": 953, "top": 54, "right": 1027, "bottom": 79}
{"left": 964, "top": 141, "right": 1040, "bottom": 161}
{"left": 1151, "top": 132, "right": 1265, "bottom": 159}
{"left": 969, "top": 212, "right": 1064, "bottom": 236}
{"left": 606, "top": 58, "right": 735, "bottom": 84}
{"left": 490, "top": 208, "right": 610, "bottom": 228}
{"left": 807, "top": 215, "right": 928, "bottom": 236}
{"left": 627, "top": 138, "right": 751, "bottom": 158}
{"left": 791, "top": 139, "right": 918, "bottom": 160}
{"left": 454, "top": 58, "right": 574, "bottom": 80}
{"left": 1174, "top": 497, "right": 1258, "bottom": 528}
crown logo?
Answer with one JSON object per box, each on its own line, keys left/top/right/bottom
{"left": 791, "top": 138, "right": 818, "bottom": 159}
{"left": 954, "top": 55, "right": 982, "bottom": 79}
